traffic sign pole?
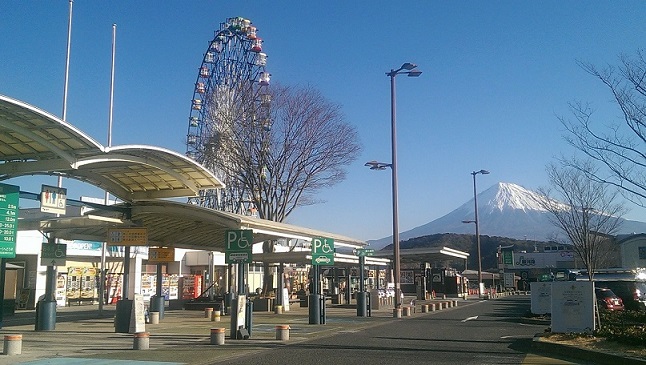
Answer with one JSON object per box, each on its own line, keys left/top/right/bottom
{"left": 308, "top": 265, "right": 321, "bottom": 325}
{"left": 36, "top": 234, "right": 58, "bottom": 331}
{"left": 357, "top": 255, "right": 367, "bottom": 317}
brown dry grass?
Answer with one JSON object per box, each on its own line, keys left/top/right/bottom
{"left": 541, "top": 333, "right": 646, "bottom": 360}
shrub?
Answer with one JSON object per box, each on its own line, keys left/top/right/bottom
{"left": 596, "top": 310, "right": 646, "bottom": 345}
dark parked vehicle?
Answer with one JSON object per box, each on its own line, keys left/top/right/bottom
{"left": 598, "top": 281, "right": 646, "bottom": 311}
{"left": 595, "top": 287, "right": 625, "bottom": 311}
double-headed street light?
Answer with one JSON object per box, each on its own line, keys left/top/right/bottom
{"left": 462, "top": 169, "right": 489, "bottom": 298}
{"left": 366, "top": 62, "right": 421, "bottom": 316}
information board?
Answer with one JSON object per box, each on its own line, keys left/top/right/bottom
{"left": 0, "top": 183, "right": 19, "bottom": 258}
{"left": 354, "top": 248, "right": 374, "bottom": 257}
{"left": 551, "top": 281, "right": 594, "bottom": 333}
{"left": 107, "top": 228, "right": 148, "bottom": 246}
{"left": 40, "top": 184, "right": 67, "bottom": 215}
{"left": 40, "top": 243, "right": 67, "bottom": 266}
{"left": 148, "top": 247, "right": 175, "bottom": 263}
{"left": 129, "top": 294, "right": 146, "bottom": 334}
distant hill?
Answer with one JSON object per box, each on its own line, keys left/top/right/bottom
{"left": 369, "top": 182, "right": 646, "bottom": 250}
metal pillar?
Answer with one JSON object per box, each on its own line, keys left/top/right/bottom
{"left": 276, "top": 263, "right": 284, "bottom": 307}
{"left": 357, "top": 256, "right": 367, "bottom": 317}
{"left": 150, "top": 263, "right": 164, "bottom": 319}
{"left": 230, "top": 262, "right": 251, "bottom": 339}
{"left": 36, "top": 235, "right": 57, "bottom": 331}
{"left": 114, "top": 246, "right": 131, "bottom": 332}
{"left": 308, "top": 265, "right": 321, "bottom": 324}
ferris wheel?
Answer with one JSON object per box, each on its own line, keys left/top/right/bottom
{"left": 186, "top": 17, "right": 271, "bottom": 214}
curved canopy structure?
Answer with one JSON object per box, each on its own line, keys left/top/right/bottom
{"left": 21, "top": 199, "right": 366, "bottom": 251}
{"left": 0, "top": 94, "right": 223, "bottom": 201}
{"left": 4, "top": 93, "right": 367, "bottom": 252}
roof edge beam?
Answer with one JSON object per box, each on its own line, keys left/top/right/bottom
{"left": 0, "top": 159, "right": 71, "bottom": 177}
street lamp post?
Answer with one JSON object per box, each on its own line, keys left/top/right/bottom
{"left": 366, "top": 62, "right": 421, "bottom": 316}
{"left": 463, "top": 169, "right": 489, "bottom": 298}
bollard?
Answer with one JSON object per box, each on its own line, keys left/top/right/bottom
{"left": 275, "top": 325, "right": 290, "bottom": 341}
{"left": 274, "top": 305, "right": 283, "bottom": 315}
{"left": 205, "top": 307, "right": 213, "bottom": 318}
{"left": 392, "top": 308, "right": 402, "bottom": 318}
{"left": 447, "top": 301, "right": 453, "bottom": 308}
{"left": 211, "top": 310, "right": 220, "bottom": 322}
{"left": 421, "top": 304, "right": 428, "bottom": 313}
{"left": 133, "top": 332, "right": 150, "bottom": 350}
{"left": 452, "top": 300, "right": 458, "bottom": 307}
{"left": 402, "top": 306, "right": 411, "bottom": 317}
{"left": 149, "top": 311, "right": 159, "bottom": 324}
{"left": 210, "top": 328, "right": 225, "bottom": 345}
{"left": 4, "top": 334, "right": 22, "bottom": 355}
{"left": 430, "top": 303, "right": 436, "bottom": 311}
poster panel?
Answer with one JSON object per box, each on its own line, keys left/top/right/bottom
{"left": 551, "top": 281, "right": 595, "bottom": 333}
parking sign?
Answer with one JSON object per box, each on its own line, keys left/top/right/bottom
{"left": 311, "top": 237, "right": 334, "bottom": 265}
{"left": 225, "top": 229, "right": 253, "bottom": 264}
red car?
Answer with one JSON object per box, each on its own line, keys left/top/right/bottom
{"left": 595, "top": 288, "right": 625, "bottom": 311}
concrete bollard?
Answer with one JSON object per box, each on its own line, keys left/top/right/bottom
{"left": 421, "top": 304, "right": 428, "bottom": 313}
{"left": 211, "top": 310, "right": 220, "bottom": 322}
{"left": 275, "top": 325, "right": 290, "bottom": 341}
{"left": 274, "top": 305, "right": 283, "bottom": 315}
{"left": 430, "top": 303, "right": 436, "bottom": 311}
{"left": 133, "top": 332, "right": 150, "bottom": 350}
{"left": 402, "top": 306, "right": 412, "bottom": 317}
{"left": 452, "top": 300, "right": 458, "bottom": 307}
{"left": 210, "top": 328, "right": 225, "bottom": 345}
{"left": 205, "top": 307, "right": 213, "bottom": 318}
{"left": 4, "top": 334, "right": 22, "bottom": 355}
{"left": 149, "top": 311, "right": 159, "bottom": 324}
{"left": 392, "top": 308, "right": 402, "bottom": 318}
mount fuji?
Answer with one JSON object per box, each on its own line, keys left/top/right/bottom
{"left": 367, "top": 182, "right": 646, "bottom": 250}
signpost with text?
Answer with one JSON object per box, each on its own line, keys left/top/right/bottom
{"left": 0, "top": 183, "right": 19, "bottom": 259}
{"left": 40, "top": 243, "right": 67, "bottom": 266}
{"left": 225, "top": 229, "right": 253, "bottom": 339}
{"left": 309, "top": 237, "right": 334, "bottom": 324}
{"left": 354, "top": 247, "right": 372, "bottom": 317}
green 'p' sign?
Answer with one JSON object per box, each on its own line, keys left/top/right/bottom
{"left": 311, "top": 237, "right": 334, "bottom": 265}
{"left": 225, "top": 229, "right": 253, "bottom": 264}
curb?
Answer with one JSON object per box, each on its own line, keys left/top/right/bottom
{"left": 532, "top": 335, "right": 646, "bottom": 365}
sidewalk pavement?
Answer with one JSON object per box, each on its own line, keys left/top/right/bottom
{"left": 4, "top": 295, "right": 640, "bottom": 365}
{"left": 0, "top": 298, "right": 427, "bottom": 365}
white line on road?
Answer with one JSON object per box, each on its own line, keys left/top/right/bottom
{"left": 461, "top": 316, "right": 478, "bottom": 322}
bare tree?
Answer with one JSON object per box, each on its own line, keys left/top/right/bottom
{"left": 536, "top": 162, "right": 625, "bottom": 280}
{"left": 207, "top": 84, "right": 361, "bottom": 293}
{"left": 559, "top": 50, "right": 646, "bottom": 207}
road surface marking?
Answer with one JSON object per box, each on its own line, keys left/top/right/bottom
{"left": 461, "top": 316, "right": 478, "bottom": 322}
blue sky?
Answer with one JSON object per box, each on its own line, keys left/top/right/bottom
{"left": 1, "top": 1, "right": 645, "bottom": 241}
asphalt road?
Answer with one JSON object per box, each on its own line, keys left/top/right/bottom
{"left": 222, "top": 297, "right": 592, "bottom": 365}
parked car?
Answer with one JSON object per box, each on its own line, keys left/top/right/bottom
{"left": 595, "top": 287, "right": 625, "bottom": 311}
{"left": 597, "top": 281, "right": 646, "bottom": 311}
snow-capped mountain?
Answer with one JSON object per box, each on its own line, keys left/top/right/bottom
{"left": 368, "top": 182, "right": 646, "bottom": 249}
